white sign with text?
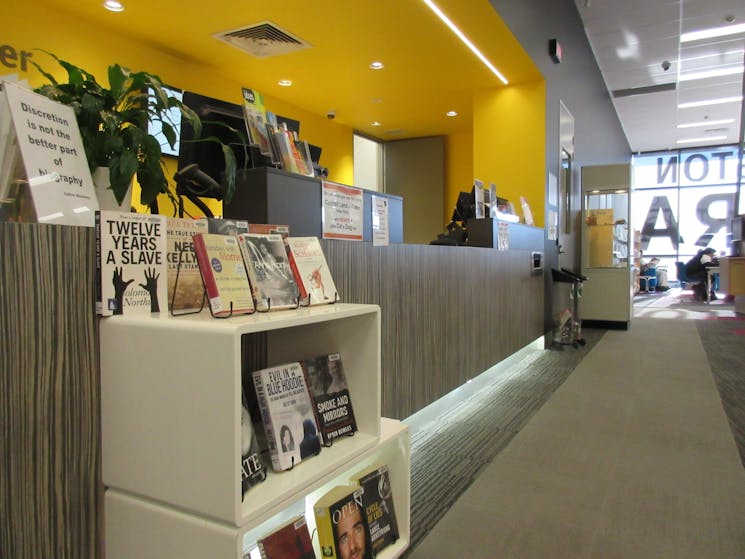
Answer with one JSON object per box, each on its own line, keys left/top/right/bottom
{"left": 4, "top": 81, "right": 97, "bottom": 226}
{"left": 371, "top": 195, "right": 389, "bottom": 246}
{"left": 322, "top": 181, "right": 363, "bottom": 241}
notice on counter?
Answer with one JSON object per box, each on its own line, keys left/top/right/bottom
{"left": 3, "top": 81, "right": 97, "bottom": 227}
{"left": 498, "top": 221, "right": 510, "bottom": 251}
{"left": 322, "top": 181, "right": 363, "bottom": 241}
{"left": 371, "top": 195, "right": 389, "bottom": 246}
{"left": 547, "top": 209, "right": 558, "bottom": 241}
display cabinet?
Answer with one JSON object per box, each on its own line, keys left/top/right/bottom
{"left": 105, "top": 419, "right": 409, "bottom": 559}
{"left": 580, "top": 163, "right": 633, "bottom": 327}
{"left": 100, "top": 303, "right": 410, "bottom": 558}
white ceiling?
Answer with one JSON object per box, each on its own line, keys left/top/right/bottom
{"left": 574, "top": 0, "right": 745, "bottom": 153}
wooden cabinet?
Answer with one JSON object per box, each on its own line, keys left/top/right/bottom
{"left": 719, "top": 257, "right": 745, "bottom": 295}
{"left": 587, "top": 224, "right": 615, "bottom": 267}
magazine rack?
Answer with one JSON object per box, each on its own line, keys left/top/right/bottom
{"left": 551, "top": 268, "right": 587, "bottom": 348}
{"left": 100, "top": 303, "right": 410, "bottom": 558}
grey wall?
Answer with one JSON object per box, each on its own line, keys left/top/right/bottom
{"left": 384, "top": 136, "right": 445, "bottom": 245}
{"left": 491, "top": 0, "right": 631, "bottom": 331}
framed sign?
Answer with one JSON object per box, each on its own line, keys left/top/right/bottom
{"left": 322, "top": 181, "right": 363, "bottom": 240}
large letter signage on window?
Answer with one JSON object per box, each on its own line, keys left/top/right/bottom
{"left": 633, "top": 146, "right": 743, "bottom": 257}
{"left": 694, "top": 192, "right": 736, "bottom": 247}
{"left": 635, "top": 148, "right": 742, "bottom": 189}
{"left": 639, "top": 195, "right": 682, "bottom": 251}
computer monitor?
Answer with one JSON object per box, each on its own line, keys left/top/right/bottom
{"left": 275, "top": 114, "right": 300, "bottom": 135}
{"left": 451, "top": 188, "right": 476, "bottom": 224}
{"left": 308, "top": 144, "right": 322, "bottom": 165}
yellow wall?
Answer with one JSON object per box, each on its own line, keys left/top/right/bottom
{"left": 444, "top": 131, "right": 474, "bottom": 226}
{"left": 6, "top": 1, "right": 545, "bottom": 229}
{"left": 5, "top": 0, "right": 354, "bottom": 215}
{"left": 473, "top": 80, "right": 546, "bottom": 227}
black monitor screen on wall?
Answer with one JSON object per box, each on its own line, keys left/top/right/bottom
{"left": 178, "top": 91, "right": 252, "bottom": 183}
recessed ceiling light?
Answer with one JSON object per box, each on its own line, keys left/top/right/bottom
{"left": 680, "top": 22, "right": 745, "bottom": 43}
{"left": 677, "top": 119, "right": 735, "bottom": 129}
{"left": 103, "top": 0, "right": 124, "bottom": 12}
{"left": 678, "top": 95, "right": 743, "bottom": 109}
{"left": 369, "top": 61, "right": 384, "bottom": 70}
{"left": 422, "top": 0, "right": 508, "bottom": 85}
{"left": 446, "top": 110, "right": 458, "bottom": 117}
{"left": 676, "top": 135, "right": 727, "bottom": 144}
{"left": 678, "top": 66, "right": 744, "bottom": 82}
{"left": 371, "top": 121, "right": 382, "bottom": 126}
{"left": 278, "top": 79, "right": 293, "bottom": 87}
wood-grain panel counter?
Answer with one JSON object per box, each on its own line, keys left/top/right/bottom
{"left": 0, "top": 221, "right": 544, "bottom": 557}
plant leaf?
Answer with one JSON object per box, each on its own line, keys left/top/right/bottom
{"left": 108, "top": 64, "right": 128, "bottom": 99}
{"left": 221, "top": 143, "right": 237, "bottom": 203}
{"left": 160, "top": 121, "right": 177, "bottom": 149}
{"left": 108, "top": 151, "right": 138, "bottom": 206}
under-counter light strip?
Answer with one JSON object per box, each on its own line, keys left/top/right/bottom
{"left": 422, "top": 0, "right": 508, "bottom": 85}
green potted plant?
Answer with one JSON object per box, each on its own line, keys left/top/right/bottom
{"left": 31, "top": 51, "right": 241, "bottom": 209}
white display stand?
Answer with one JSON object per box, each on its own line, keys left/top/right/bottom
{"left": 100, "top": 303, "right": 410, "bottom": 558}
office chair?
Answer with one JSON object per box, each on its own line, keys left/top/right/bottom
{"left": 674, "top": 261, "right": 699, "bottom": 290}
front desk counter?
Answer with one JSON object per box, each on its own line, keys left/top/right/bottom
{"left": 321, "top": 227, "right": 545, "bottom": 420}
{"left": 719, "top": 256, "right": 745, "bottom": 314}
{"left": 0, "top": 221, "right": 545, "bottom": 559}
{"left": 223, "top": 167, "right": 404, "bottom": 242}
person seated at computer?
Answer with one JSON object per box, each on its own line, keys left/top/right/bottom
{"left": 638, "top": 257, "right": 660, "bottom": 292}
{"left": 640, "top": 256, "right": 659, "bottom": 275}
{"left": 684, "top": 248, "right": 719, "bottom": 300}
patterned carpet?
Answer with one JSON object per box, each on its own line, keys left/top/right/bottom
{"left": 403, "top": 329, "right": 606, "bottom": 553}
{"left": 403, "top": 293, "right": 745, "bottom": 556}
{"left": 697, "top": 315, "right": 745, "bottom": 469}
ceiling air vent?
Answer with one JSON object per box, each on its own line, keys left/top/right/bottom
{"left": 215, "top": 21, "right": 311, "bottom": 59}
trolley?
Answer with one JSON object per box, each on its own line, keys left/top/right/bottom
{"left": 551, "top": 267, "right": 587, "bottom": 348}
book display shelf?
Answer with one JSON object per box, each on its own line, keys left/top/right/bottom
{"left": 100, "top": 303, "right": 410, "bottom": 558}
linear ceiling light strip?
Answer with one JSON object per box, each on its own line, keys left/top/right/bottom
{"left": 680, "top": 23, "right": 745, "bottom": 43}
{"left": 734, "top": 50, "right": 745, "bottom": 215}
{"left": 422, "top": 0, "right": 509, "bottom": 85}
